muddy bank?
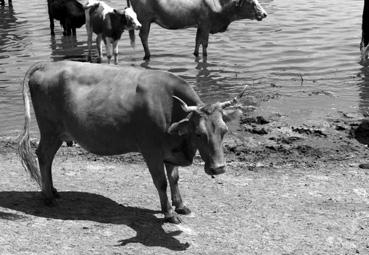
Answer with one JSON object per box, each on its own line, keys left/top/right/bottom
{"left": 2, "top": 111, "right": 369, "bottom": 254}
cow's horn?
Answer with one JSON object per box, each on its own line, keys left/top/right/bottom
{"left": 173, "top": 96, "right": 198, "bottom": 112}
{"left": 219, "top": 85, "right": 248, "bottom": 109}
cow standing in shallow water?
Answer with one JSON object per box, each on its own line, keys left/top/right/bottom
{"left": 47, "top": 0, "right": 85, "bottom": 36}
{"left": 361, "top": 0, "right": 369, "bottom": 65}
{"left": 128, "top": 0, "right": 267, "bottom": 60}
{"left": 18, "top": 61, "right": 246, "bottom": 224}
{"left": 84, "top": 0, "right": 141, "bottom": 64}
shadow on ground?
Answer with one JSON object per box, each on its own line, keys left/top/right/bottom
{"left": 0, "top": 191, "right": 189, "bottom": 251}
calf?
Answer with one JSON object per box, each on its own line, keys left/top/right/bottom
{"left": 47, "top": 0, "right": 85, "bottom": 36}
{"left": 84, "top": 0, "right": 141, "bottom": 64}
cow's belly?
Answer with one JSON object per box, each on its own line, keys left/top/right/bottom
{"left": 62, "top": 127, "right": 140, "bottom": 156}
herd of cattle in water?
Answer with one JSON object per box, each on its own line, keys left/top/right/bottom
{"left": 45, "top": 0, "right": 268, "bottom": 62}
{"left": 0, "top": 0, "right": 367, "bottom": 224}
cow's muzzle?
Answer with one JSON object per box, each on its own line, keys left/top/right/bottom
{"left": 205, "top": 165, "right": 226, "bottom": 176}
{"left": 256, "top": 12, "right": 267, "bottom": 21}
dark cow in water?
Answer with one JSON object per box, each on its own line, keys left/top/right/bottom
{"left": 128, "top": 0, "right": 267, "bottom": 60}
{"left": 361, "top": 0, "right": 369, "bottom": 65}
{"left": 47, "top": 0, "right": 85, "bottom": 36}
{"left": 84, "top": 0, "right": 141, "bottom": 64}
{"left": 18, "top": 61, "right": 246, "bottom": 223}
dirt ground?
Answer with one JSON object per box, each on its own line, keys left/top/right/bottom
{"left": 2, "top": 109, "right": 369, "bottom": 254}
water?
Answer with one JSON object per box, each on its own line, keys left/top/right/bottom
{"left": 0, "top": 0, "right": 367, "bottom": 136}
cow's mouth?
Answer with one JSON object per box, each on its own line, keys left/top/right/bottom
{"left": 256, "top": 13, "right": 267, "bottom": 21}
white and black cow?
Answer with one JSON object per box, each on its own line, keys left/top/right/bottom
{"left": 18, "top": 61, "right": 246, "bottom": 224}
{"left": 84, "top": 0, "right": 141, "bottom": 64}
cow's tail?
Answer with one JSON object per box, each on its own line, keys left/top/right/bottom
{"left": 17, "top": 62, "right": 46, "bottom": 188}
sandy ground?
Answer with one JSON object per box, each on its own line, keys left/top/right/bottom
{"left": 2, "top": 110, "right": 369, "bottom": 254}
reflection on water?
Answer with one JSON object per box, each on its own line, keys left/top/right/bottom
{"left": 50, "top": 35, "right": 87, "bottom": 62}
{"left": 0, "top": 0, "right": 368, "bottom": 136}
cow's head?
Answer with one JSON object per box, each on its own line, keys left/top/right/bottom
{"left": 234, "top": 0, "right": 267, "bottom": 21}
{"left": 122, "top": 7, "right": 141, "bottom": 30}
{"left": 168, "top": 86, "right": 248, "bottom": 176}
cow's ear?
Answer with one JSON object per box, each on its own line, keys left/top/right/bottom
{"left": 168, "top": 119, "right": 190, "bottom": 136}
{"left": 222, "top": 109, "right": 242, "bottom": 123}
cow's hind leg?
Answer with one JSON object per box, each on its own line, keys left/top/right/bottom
{"left": 96, "top": 34, "right": 103, "bottom": 63}
{"left": 143, "top": 153, "right": 181, "bottom": 224}
{"left": 139, "top": 22, "right": 151, "bottom": 60}
{"left": 36, "top": 134, "right": 62, "bottom": 205}
{"left": 165, "top": 164, "right": 191, "bottom": 215}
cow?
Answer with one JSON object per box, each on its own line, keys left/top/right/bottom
{"left": 18, "top": 61, "right": 246, "bottom": 224}
{"left": 47, "top": 0, "right": 85, "bottom": 36}
{"left": 127, "top": 0, "right": 267, "bottom": 60}
{"left": 84, "top": 0, "right": 141, "bottom": 64}
{"left": 361, "top": 0, "right": 369, "bottom": 65}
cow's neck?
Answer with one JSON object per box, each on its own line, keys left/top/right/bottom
{"left": 210, "top": 3, "right": 241, "bottom": 34}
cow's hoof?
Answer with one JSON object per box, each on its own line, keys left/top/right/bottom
{"left": 175, "top": 206, "right": 191, "bottom": 215}
{"left": 52, "top": 188, "right": 61, "bottom": 199}
{"left": 165, "top": 215, "right": 182, "bottom": 224}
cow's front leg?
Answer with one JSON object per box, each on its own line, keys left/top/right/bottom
{"left": 165, "top": 164, "right": 191, "bottom": 215}
{"left": 194, "top": 28, "right": 201, "bottom": 57}
{"left": 139, "top": 22, "right": 151, "bottom": 60}
{"left": 194, "top": 25, "right": 210, "bottom": 58}
{"left": 105, "top": 37, "right": 113, "bottom": 64}
{"left": 112, "top": 40, "right": 119, "bottom": 65}
{"left": 47, "top": 0, "right": 55, "bottom": 36}
{"left": 143, "top": 154, "right": 181, "bottom": 224}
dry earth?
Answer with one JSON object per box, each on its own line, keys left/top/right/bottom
{"left": 2, "top": 110, "right": 369, "bottom": 254}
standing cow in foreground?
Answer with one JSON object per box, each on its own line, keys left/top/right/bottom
{"left": 128, "top": 0, "right": 267, "bottom": 60}
{"left": 18, "top": 61, "right": 246, "bottom": 223}
{"left": 47, "top": 0, "right": 85, "bottom": 36}
{"left": 84, "top": 0, "right": 141, "bottom": 64}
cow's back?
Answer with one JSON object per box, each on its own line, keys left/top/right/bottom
{"left": 28, "top": 61, "right": 200, "bottom": 155}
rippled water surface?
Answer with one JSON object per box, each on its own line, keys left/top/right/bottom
{"left": 0, "top": 0, "right": 367, "bottom": 136}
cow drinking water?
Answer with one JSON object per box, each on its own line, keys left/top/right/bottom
{"left": 128, "top": 0, "right": 267, "bottom": 60}
{"left": 18, "top": 61, "right": 246, "bottom": 224}
{"left": 84, "top": 0, "right": 141, "bottom": 64}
